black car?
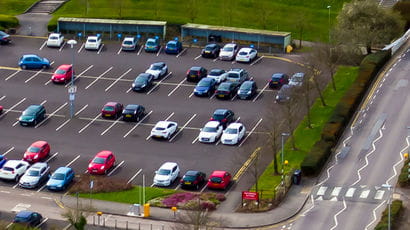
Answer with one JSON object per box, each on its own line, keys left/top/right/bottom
{"left": 237, "top": 80, "right": 258, "bottom": 100}
{"left": 186, "top": 66, "right": 207, "bottom": 82}
{"left": 210, "top": 109, "right": 235, "bottom": 127}
{"left": 18, "top": 105, "right": 46, "bottom": 126}
{"left": 215, "top": 82, "right": 240, "bottom": 99}
{"left": 180, "top": 170, "right": 206, "bottom": 190}
{"left": 201, "top": 43, "right": 221, "bottom": 58}
{"left": 0, "top": 31, "right": 11, "bottom": 45}
{"left": 269, "top": 73, "right": 289, "bottom": 89}
{"left": 122, "top": 104, "right": 146, "bottom": 121}
{"left": 13, "top": 211, "right": 43, "bottom": 227}
{"left": 132, "top": 73, "right": 154, "bottom": 92}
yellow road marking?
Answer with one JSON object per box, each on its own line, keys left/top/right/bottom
{"left": 0, "top": 66, "right": 21, "bottom": 71}
{"left": 233, "top": 147, "right": 261, "bottom": 181}
{"left": 11, "top": 35, "right": 47, "bottom": 39}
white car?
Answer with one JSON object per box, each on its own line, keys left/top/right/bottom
{"left": 207, "top": 69, "right": 227, "bottom": 83}
{"left": 198, "top": 121, "right": 223, "bottom": 143}
{"left": 121, "top": 37, "right": 137, "bottom": 51}
{"left": 0, "top": 160, "right": 30, "bottom": 181}
{"left": 19, "top": 162, "right": 50, "bottom": 189}
{"left": 150, "top": 121, "right": 178, "bottom": 139}
{"left": 153, "top": 162, "right": 180, "bottom": 186}
{"left": 47, "top": 33, "right": 64, "bottom": 47}
{"left": 221, "top": 123, "right": 246, "bottom": 145}
{"left": 85, "top": 35, "right": 102, "bottom": 50}
{"left": 288, "top": 72, "right": 305, "bottom": 87}
{"left": 145, "top": 62, "right": 168, "bottom": 80}
{"left": 219, "top": 43, "right": 238, "bottom": 61}
{"left": 235, "top": 48, "right": 258, "bottom": 63}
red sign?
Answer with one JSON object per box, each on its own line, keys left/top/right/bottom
{"left": 242, "top": 191, "right": 259, "bottom": 200}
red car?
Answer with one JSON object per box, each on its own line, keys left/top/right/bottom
{"left": 0, "top": 105, "right": 3, "bottom": 114}
{"left": 23, "top": 141, "right": 50, "bottom": 163}
{"left": 207, "top": 170, "right": 232, "bottom": 190}
{"left": 87, "top": 151, "right": 116, "bottom": 175}
{"left": 101, "top": 102, "right": 123, "bottom": 119}
{"left": 51, "top": 64, "right": 73, "bottom": 83}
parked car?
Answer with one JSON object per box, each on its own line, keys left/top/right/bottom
{"left": 0, "top": 105, "right": 3, "bottom": 114}
{"left": 46, "top": 33, "right": 64, "bottom": 48}
{"left": 226, "top": 68, "right": 248, "bottom": 84}
{"left": 19, "top": 105, "right": 46, "bottom": 126}
{"left": 219, "top": 43, "right": 238, "bottom": 61}
{"left": 87, "top": 150, "right": 116, "bottom": 175}
{"left": 46, "top": 166, "right": 75, "bottom": 191}
{"left": 269, "top": 73, "right": 289, "bottom": 89}
{"left": 237, "top": 80, "right": 257, "bottom": 100}
{"left": 0, "top": 155, "right": 7, "bottom": 169}
{"left": 207, "top": 170, "right": 232, "bottom": 190}
{"left": 153, "top": 162, "right": 180, "bottom": 186}
{"left": 0, "top": 30, "right": 11, "bottom": 44}
{"left": 198, "top": 121, "right": 223, "bottom": 143}
{"left": 19, "top": 162, "right": 50, "bottom": 189}
{"left": 215, "top": 81, "right": 240, "bottom": 99}
{"left": 85, "top": 35, "right": 102, "bottom": 50}
{"left": 121, "top": 36, "right": 137, "bottom": 51}
{"left": 145, "top": 62, "right": 168, "bottom": 80}
{"left": 51, "top": 64, "right": 73, "bottom": 84}
{"left": 186, "top": 66, "right": 207, "bottom": 82}
{"left": 101, "top": 102, "right": 123, "bottom": 119}
{"left": 18, "top": 54, "right": 51, "bottom": 70}
{"left": 207, "top": 69, "right": 227, "bottom": 84}
{"left": 132, "top": 73, "right": 154, "bottom": 92}
{"left": 210, "top": 109, "right": 235, "bottom": 127}
{"left": 165, "top": 40, "right": 183, "bottom": 54}
{"left": 180, "top": 170, "right": 206, "bottom": 190}
{"left": 275, "top": 84, "right": 293, "bottom": 103}
{"left": 201, "top": 43, "right": 221, "bottom": 58}
{"left": 235, "top": 47, "right": 258, "bottom": 63}
{"left": 23, "top": 141, "right": 50, "bottom": 163}
{"left": 150, "top": 121, "right": 178, "bottom": 140}
{"left": 144, "top": 37, "right": 160, "bottom": 52}
{"left": 288, "top": 72, "right": 305, "bottom": 87}
{"left": 221, "top": 123, "right": 246, "bottom": 145}
{"left": 194, "top": 77, "right": 217, "bottom": 97}
{"left": 0, "top": 160, "right": 30, "bottom": 181}
{"left": 13, "top": 211, "right": 43, "bottom": 227}
{"left": 122, "top": 104, "right": 145, "bottom": 122}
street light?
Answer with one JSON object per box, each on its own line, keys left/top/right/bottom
{"left": 67, "top": 39, "right": 77, "bottom": 118}
{"left": 327, "top": 5, "right": 331, "bottom": 42}
{"left": 281, "top": 133, "right": 290, "bottom": 186}
{"left": 382, "top": 184, "right": 392, "bottom": 230}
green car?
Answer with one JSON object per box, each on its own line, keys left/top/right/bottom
{"left": 144, "top": 38, "right": 160, "bottom": 52}
{"left": 19, "top": 105, "right": 46, "bottom": 126}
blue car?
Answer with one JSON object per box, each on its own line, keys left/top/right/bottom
{"left": 165, "top": 40, "right": 183, "bottom": 54}
{"left": 18, "top": 54, "right": 51, "bottom": 70}
{"left": 0, "top": 155, "right": 7, "bottom": 169}
{"left": 46, "top": 167, "right": 75, "bottom": 191}
{"left": 194, "top": 77, "right": 217, "bottom": 97}
{"left": 144, "top": 38, "right": 160, "bottom": 52}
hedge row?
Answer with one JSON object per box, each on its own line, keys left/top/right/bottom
{"left": 374, "top": 200, "right": 403, "bottom": 230}
{"left": 301, "top": 50, "right": 391, "bottom": 176}
{"left": 398, "top": 158, "right": 410, "bottom": 187}
{"left": 0, "top": 14, "right": 18, "bottom": 31}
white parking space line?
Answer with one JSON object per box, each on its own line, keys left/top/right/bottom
{"left": 147, "top": 72, "right": 173, "bottom": 95}
{"left": 107, "top": 160, "right": 124, "bottom": 176}
{"left": 127, "top": 169, "right": 142, "bottom": 184}
{"left": 37, "top": 184, "right": 47, "bottom": 193}
{"left": 65, "top": 65, "right": 94, "bottom": 87}
{"left": 3, "top": 147, "right": 15, "bottom": 156}
{"left": 117, "top": 47, "right": 122, "bottom": 55}
{"left": 231, "top": 94, "right": 237, "bottom": 101}
{"left": 75, "top": 104, "right": 88, "bottom": 116}
{"left": 105, "top": 68, "right": 132, "bottom": 92}
{"left": 137, "top": 46, "right": 143, "bottom": 55}
{"left": 56, "top": 119, "right": 71, "bottom": 131}
{"left": 44, "top": 79, "right": 52, "bottom": 85}
{"left": 123, "top": 110, "right": 153, "bottom": 138}
{"left": 66, "top": 155, "right": 80, "bottom": 167}
{"left": 231, "top": 60, "right": 236, "bottom": 64}
{"left": 250, "top": 56, "right": 264, "bottom": 66}
{"left": 85, "top": 66, "right": 113, "bottom": 89}
{"left": 63, "top": 223, "right": 72, "bottom": 230}
{"left": 169, "top": 114, "right": 197, "bottom": 142}
{"left": 12, "top": 182, "right": 19, "bottom": 188}
{"left": 35, "top": 102, "right": 68, "bottom": 128}
{"left": 46, "top": 152, "right": 59, "bottom": 163}
{"left": 0, "top": 95, "right": 5, "bottom": 101}
{"left": 97, "top": 44, "right": 104, "bottom": 54}
{"left": 59, "top": 41, "right": 66, "bottom": 51}
{"left": 6, "top": 222, "right": 13, "bottom": 229}
{"left": 77, "top": 43, "right": 85, "bottom": 53}
{"left": 146, "top": 112, "right": 174, "bottom": 140}
{"left": 5, "top": 70, "right": 21, "bottom": 81}
{"left": 78, "top": 113, "right": 101, "bottom": 133}
{"left": 12, "top": 119, "right": 20, "bottom": 127}
{"left": 192, "top": 136, "right": 198, "bottom": 144}
{"left": 200, "top": 185, "right": 207, "bottom": 193}
{"left": 126, "top": 87, "right": 132, "bottom": 93}
{"left": 100, "top": 117, "right": 122, "bottom": 136}
{"left": 39, "top": 41, "right": 47, "bottom": 50}
{"left": 194, "top": 55, "right": 201, "bottom": 60}
{"left": 253, "top": 82, "right": 269, "bottom": 102}
{"left": 176, "top": 48, "right": 187, "bottom": 58}
{"left": 36, "top": 217, "right": 48, "bottom": 228}
{"left": 238, "top": 118, "right": 263, "bottom": 147}
{"left": 0, "top": 97, "right": 26, "bottom": 118}
{"left": 156, "top": 47, "right": 162, "bottom": 56}
{"left": 188, "top": 91, "right": 194, "bottom": 98}
{"left": 150, "top": 183, "right": 155, "bottom": 187}
{"left": 168, "top": 78, "right": 186, "bottom": 96}
{"left": 174, "top": 184, "right": 181, "bottom": 190}
{"left": 213, "top": 57, "right": 219, "bottom": 62}
{"left": 25, "top": 69, "right": 44, "bottom": 83}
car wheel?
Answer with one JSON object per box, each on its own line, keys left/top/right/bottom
{"left": 166, "top": 133, "right": 170, "bottom": 140}
{"left": 196, "top": 184, "right": 199, "bottom": 190}
{"left": 42, "top": 65, "right": 48, "bottom": 69}
{"left": 15, "top": 175, "right": 20, "bottom": 182}
{"left": 104, "top": 169, "right": 108, "bottom": 175}
{"left": 21, "top": 65, "right": 27, "bottom": 70}
{"left": 33, "top": 119, "right": 37, "bottom": 126}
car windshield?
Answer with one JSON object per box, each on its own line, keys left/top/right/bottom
{"left": 209, "top": 70, "right": 223, "bottom": 76}
{"left": 135, "top": 77, "right": 147, "bottom": 84}
{"left": 22, "top": 109, "right": 35, "bottom": 116}
{"left": 223, "top": 47, "right": 233, "bottom": 51}
{"left": 27, "top": 170, "right": 40, "bottom": 176}
{"left": 147, "top": 41, "right": 156, "bottom": 46}
{"left": 88, "top": 39, "right": 96, "bottom": 43}
{"left": 239, "top": 51, "right": 248, "bottom": 55}
{"left": 14, "top": 216, "right": 29, "bottom": 222}
{"left": 167, "top": 43, "right": 176, "bottom": 48}
{"left": 228, "top": 73, "right": 239, "bottom": 79}
{"left": 51, "top": 173, "right": 65, "bottom": 180}
{"left": 155, "top": 127, "right": 166, "bottom": 131}
{"left": 123, "top": 41, "right": 133, "bottom": 45}
{"left": 271, "top": 75, "right": 283, "bottom": 81}
{"left": 210, "top": 177, "right": 222, "bottom": 183}
{"left": 103, "top": 106, "right": 114, "bottom": 111}
{"left": 225, "top": 128, "right": 238, "bottom": 134}
{"left": 183, "top": 175, "right": 196, "bottom": 180}
{"left": 218, "top": 84, "right": 230, "bottom": 91}
{"left": 292, "top": 76, "right": 303, "bottom": 82}
{"left": 124, "top": 109, "right": 135, "bottom": 113}
{"left": 197, "top": 80, "right": 210, "bottom": 87}
{"left": 212, "top": 114, "right": 225, "bottom": 120}
{"left": 203, "top": 126, "right": 217, "bottom": 132}
{"left": 240, "top": 83, "right": 251, "bottom": 90}
{"left": 92, "top": 157, "right": 105, "bottom": 164}
{"left": 49, "top": 36, "right": 58, "bottom": 40}
{"left": 205, "top": 46, "right": 214, "bottom": 51}
{"left": 55, "top": 69, "right": 66, "bottom": 74}
{"left": 2, "top": 167, "right": 14, "bottom": 172}
{"left": 158, "top": 169, "right": 170, "bottom": 175}
{"left": 27, "top": 147, "right": 40, "bottom": 153}
{"left": 0, "top": 31, "right": 7, "bottom": 36}
{"left": 150, "top": 64, "right": 162, "bottom": 70}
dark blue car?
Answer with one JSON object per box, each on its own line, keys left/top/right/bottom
{"left": 46, "top": 167, "right": 75, "bottom": 191}
{"left": 194, "top": 77, "right": 217, "bottom": 97}
{"left": 0, "top": 155, "right": 7, "bottom": 168}
{"left": 18, "top": 54, "right": 51, "bottom": 70}
{"left": 165, "top": 40, "right": 183, "bottom": 54}
{"left": 13, "top": 211, "right": 43, "bottom": 227}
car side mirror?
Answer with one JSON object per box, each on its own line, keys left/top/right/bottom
{"left": 155, "top": 171, "right": 158, "bottom": 174}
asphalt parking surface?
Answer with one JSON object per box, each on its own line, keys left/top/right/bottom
{"left": 0, "top": 36, "right": 306, "bottom": 194}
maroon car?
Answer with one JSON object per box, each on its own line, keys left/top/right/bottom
{"left": 101, "top": 102, "right": 123, "bottom": 119}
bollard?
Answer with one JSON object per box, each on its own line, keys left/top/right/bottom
{"left": 93, "top": 216, "right": 95, "bottom": 226}
{"left": 138, "top": 222, "right": 141, "bottom": 230}
{"left": 162, "top": 224, "right": 164, "bottom": 230}
{"left": 151, "top": 223, "right": 153, "bottom": 230}
{"left": 103, "top": 217, "right": 105, "bottom": 227}
{"left": 126, "top": 221, "right": 128, "bottom": 230}
{"left": 114, "top": 219, "right": 117, "bottom": 229}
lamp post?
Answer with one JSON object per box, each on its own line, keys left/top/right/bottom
{"left": 281, "top": 133, "right": 290, "bottom": 186}
{"left": 327, "top": 5, "right": 331, "bottom": 42}
{"left": 382, "top": 184, "right": 392, "bottom": 230}
{"left": 67, "top": 39, "right": 77, "bottom": 118}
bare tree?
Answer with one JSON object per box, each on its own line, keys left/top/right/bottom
{"left": 302, "top": 73, "right": 313, "bottom": 128}
{"left": 294, "top": 13, "right": 309, "bottom": 48}
{"left": 280, "top": 86, "right": 301, "bottom": 150}
{"left": 171, "top": 203, "right": 223, "bottom": 230}
{"left": 265, "top": 115, "right": 284, "bottom": 175}
{"left": 311, "top": 43, "right": 342, "bottom": 91}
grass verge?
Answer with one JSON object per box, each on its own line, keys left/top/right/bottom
{"left": 0, "top": 0, "right": 37, "bottom": 15}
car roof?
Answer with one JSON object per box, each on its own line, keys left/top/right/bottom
{"left": 226, "top": 122, "right": 243, "bottom": 129}
{"left": 104, "top": 102, "right": 119, "bottom": 107}
{"left": 185, "top": 170, "right": 200, "bottom": 176}
{"left": 152, "top": 62, "right": 165, "bottom": 66}
{"left": 123, "top": 37, "right": 135, "bottom": 40}
{"left": 31, "top": 140, "right": 47, "bottom": 147}
{"left": 25, "top": 105, "right": 43, "bottom": 112}
{"left": 147, "top": 38, "right": 157, "bottom": 42}
{"left": 223, "top": 43, "right": 236, "bottom": 48}
{"left": 239, "top": 47, "right": 252, "bottom": 52}
{"left": 22, "top": 54, "right": 40, "bottom": 58}
{"left": 228, "top": 68, "right": 243, "bottom": 73}
{"left": 95, "top": 150, "right": 113, "bottom": 158}
{"left": 210, "top": 170, "right": 228, "bottom": 177}
{"left": 124, "top": 104, "right": 140, "bottom": 109}
{"left": 292, "top": 72, "right": 305, "bottom": 77}
{"left": 160, "top": 162, "right": 178, "bottom": 169}
{"left": 213, "top": 109, "right": 230, "bottom": 115}
{"left": 242, "top": 80, "right": 254, "bottom": 86}
{"left": 4, "top": 160, "right": 27, "bottom": 168}
{"left": 57, "top": 64, "right": 72, "bottom": 70}
{"left": 205, "top": 121, "right": 220, "bottom": 128}
{"left": 190, "top": 66, "right": 202, "bottom": 71}
{"left": 54, "top": 166, "right": 72, "bottom": 174}
{"left": 167, "top": 40, "right": 178, "bottom": 44}
{"left": 206, "top": 43, "right": 217, "bottom": 48}
{"left": 272, "top": 73, "right": 286, "bottom": 78}
{"left": 155, "top": 121, "right": 176, "bottom": 128}
{"left": 30, "top": 162, "right": 48, "bottom": 170}
{"left": 137, "top": 73, "right": 152, "bottom": 78}
{"left": 49, "top": 33, "right": 61, "bottom": 36}
{"left": 199, "top": 77, "right": 213, "bottom": 83}
{"left": 87, "top": 36, "right": 98, "bottom": 39}
{"left": 16, "top": 210, "right": 35, "bottom": 218}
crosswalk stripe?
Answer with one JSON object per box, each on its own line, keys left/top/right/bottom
{"left": 345, "top": 188, "right": 356, "bottom": 198}
{"left": 331, "top": 187, "right": 342, "bottom": 196}
{"left": 317, "top": 186, "right": 328, "bottom": 196}
{"left": 374, "top": 190, "right": 385, "bottom": 200}
{"left": 359, "top": 189, "right": 370, "bottom": 198}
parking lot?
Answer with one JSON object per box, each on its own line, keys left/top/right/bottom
{"left": 0, "top": 36, "right": 306, "bottom": 194}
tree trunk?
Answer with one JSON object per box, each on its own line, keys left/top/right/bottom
{"left": 312, "top": 77, "right": 326, "bottom": 106}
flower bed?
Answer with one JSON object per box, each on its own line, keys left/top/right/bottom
{"left": 149, "top": 192, "right": 226, "bottom": 211}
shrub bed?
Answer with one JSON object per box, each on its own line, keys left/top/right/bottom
{"left": 398, "top": 158, "right": 410, "bottom": 187}
{"left": 0, "top": 14, "right": 18, "bottom": 30}
{"left": 374, "top": 200, "right": 403, "bottom": 230}
{"left": 69, "top": 174, "right": 132, "bottom": 193}
{"left": 149, "top": 192, "right": 226, "bottom": 211}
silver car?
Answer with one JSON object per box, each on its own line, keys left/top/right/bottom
{"left": 19, "top": 162, "right": 50, "bottom": 189}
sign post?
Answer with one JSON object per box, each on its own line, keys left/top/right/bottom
{"left": 242, "top": 191, "right": 259, "bottom": 208}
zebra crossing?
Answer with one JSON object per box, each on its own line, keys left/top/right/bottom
{"left": 311, "top": 185, "right": 389, "bottom": 203}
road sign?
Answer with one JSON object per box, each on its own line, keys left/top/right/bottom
{"left": 68, "top": 86, "right": 77, "bottom": 94}
{"left": 69, "top": 93, "right": 75, "bottom": 101}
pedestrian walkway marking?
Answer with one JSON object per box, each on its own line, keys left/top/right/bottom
{"left": 317, "top": 186, "right": 328, "bottom": 196}
{"left": 331, "top": 187, "right": 342, "bottom": 196}
{"left": 345, "top": 188, "right": 356, "bottom": 198}
{"left": 315, "top": 196, "right": 323, "bottom": 201}
{"left": 359, "top": 189, "right": 370, "bottom": 199}
{"left": 374, "top": 190, "right": 385, "bottom": 200}
{"left": 330, "top": 197, "right": 338, "bottom": 201}
{"left": 11, "top": 203, "right": 31, "bottom": 213}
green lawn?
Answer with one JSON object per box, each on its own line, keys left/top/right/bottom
{"left": 51, "top": 0, "right": 348, "bottom": 42}
{"left": 257, "top": 66, "right": 359, "bottom": 193}
{"left": 0, "top": 0, "right": 37, "bottom": 15}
